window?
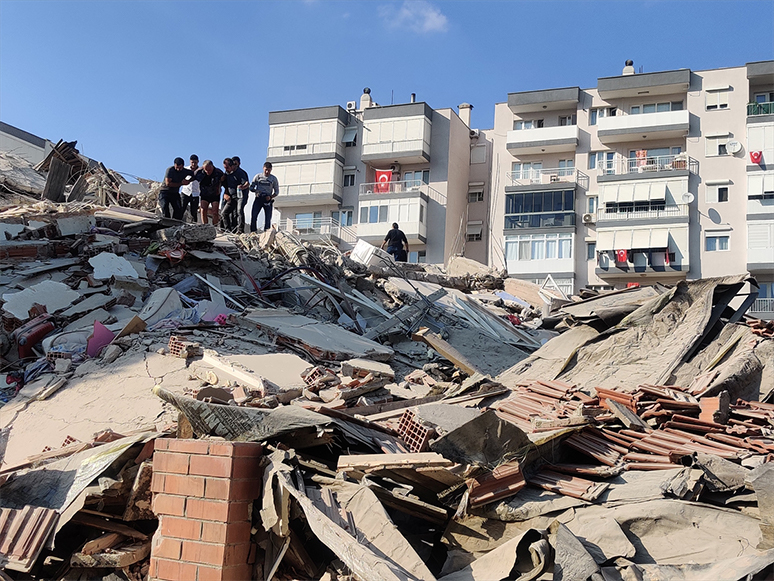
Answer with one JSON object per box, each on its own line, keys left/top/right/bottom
{"left": 706, "top": 184, "right": 730, "bottom": 203}
{"left": 404, "top": 170, "right": 429, "bottom": 187}
{"left": 513, "top": 119, "right": 543, "bottom": 130}
{"left": 587, "top": 196, "right": 598, "bottom": 213}
{"left": 343, "top": 174, "right": 355, "bottom": 187}
{"left": 706, "top": 88, "right": 730, "bottom": 110}
{"left": 718, "top": 186, "right": 729, "bottom": 202}
{"left": 466, "top": 222, "right": 483, "bottom": 242}
{"left": 706, "top": 135, "right": 730, "bottom": 156}
{"left": 587, "top": 242, "right": 596, "bottom": 260}
{"left": 468, "top": 191, "right": 484, "bottom": 203}
{"left": 590, "top": 107, "right": 616, "bottom": 125}
{"left": 332, "top": 209, "right": 353, "bottom": 226}
{"left": 756, "top": 92, "right": 774, "bottom": 104}
{"left": 559, "top": 115, "right": 576, "bottom": 126}
{"left": 558, "top": 159, "right": 574, "bottom": 176}
{"left": 705, "top": 235, "right": 730, "bottom": 251}
{"left": 512, "top": 162, "right": 543, "bottom": 181}
{"left": 630, "top": 106, "right": 640, "bottom": 115}
{"left": 505, "top": 233, "right": 573, "bottom": 262}
{"left": 589, "top": 151, "right": 615, "bottom": 173}
{"left": 471, "top": 144, "right": 487, "bottom": 164}
{"left": 504, "top": 191, "right": 575, "bottom": 228}
{"left": 408, "top": 250, "right": 426, "bottom": 263}
{"left": 295, "top": 211, "right": 321, "bottom": 229}
{"left": 630, "top": 102, "right": 683, "bottom": 114}
{"left": 359, "top": 204, "right": 388, "bottom": 224}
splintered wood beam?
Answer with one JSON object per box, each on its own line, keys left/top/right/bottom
{"left": 411, "top": 327, "right": 483, "bottom": 376}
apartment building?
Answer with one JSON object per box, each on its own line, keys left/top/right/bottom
{"left": 0, "top": 122, "right": 55, "bottom": 165}
{"left": 265, "top": 90, "right": 491, "bottom": 265}
{"left": 488, "top": 59, "right": 774, "bottom": 318}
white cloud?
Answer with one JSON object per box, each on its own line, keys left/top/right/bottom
{"left": 379, "top": 1, "right": 449, "bottom": 33}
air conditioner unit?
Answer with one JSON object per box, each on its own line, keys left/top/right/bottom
{"left": 582, "top": 213, "right": 596, "bottom": 224}
{"left": 346, "top": 101, "right": 357, "bottom": 112}
{"left": 469, "top": 128, "right": 480, "bottom": 139}
{"left": 390, "top": 164, "right": 401, "bottom": 173}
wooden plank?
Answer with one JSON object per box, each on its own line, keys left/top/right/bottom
{"left": 70, "top": 513, "right": 147, "bottom": 540}
{"left": 81, "top": 532, "right": 125, "bottom": 555}
{"left": 365, "top": 483, "right": 449, "bottom": 525}
{"left": 338, "top": 452, "right": 452, "bottom": 471}
{"left": 606, "top": 399, "right": 651, "bottom": 432}
{"left": 411, "top": 327, "right": 483, "bottom": 376}
{"left": 71, "top": 540, "right": 150, "bottom": 568}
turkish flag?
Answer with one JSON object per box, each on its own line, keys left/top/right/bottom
{"left": 616, "top": 249, "right": 628, "bottom": 263}
{"left": 750, "top": 151, "right": 763, "bottom": 164}
{"left": 375, "top": 169, "right": 392, "bottom": 193}
{"left": 664, "top": 251, "right": 670, "bottom": 266}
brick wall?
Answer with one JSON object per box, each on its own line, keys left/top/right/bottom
{"left": 149, "top": 439, "right": 263, "bottom": 581}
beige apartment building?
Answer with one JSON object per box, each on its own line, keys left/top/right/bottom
{"left": 265, "top": 90, "right": 491, "bottom": 265}
{"left": 487, "top": 59, "right": 774, "bottom": 319}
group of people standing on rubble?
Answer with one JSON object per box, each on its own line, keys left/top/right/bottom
{"left": 158, "top": 155, "right": 279, "bottom": 233}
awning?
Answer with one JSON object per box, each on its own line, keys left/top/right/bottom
{"left": 342, "top": 126, "right": 358, "bottom": 144}
{"left": 633, "top": 183, "right": 651, "bottom": 202}
{"left": 632, "top": 229, "right": 652, "bottom": 248}
{"left": 649, "top": 182, "right": 667, "bottom": 201}
{"left": 600, "top": 185, "right": 617, "bottom": 206}
{"left": 466, "top": 222, "right": 483, "bottom": 236}
{"left": 651, "top": 228, "right": 669, "bottom": 248}
{"left": 614, "top": 229, "right": 633, "bottom": 249}
{"left": 597, "top": 230, "right": 616, "bottom": 251}
{"left": 618, "top": 184, "right": 635, "bottom": 203}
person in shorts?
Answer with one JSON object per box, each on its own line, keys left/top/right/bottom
{"left": 159, "top": 157, "right": 192, "bottom": 220}
{"left": 198, "top": 160, "right": 224, "bottom": 225}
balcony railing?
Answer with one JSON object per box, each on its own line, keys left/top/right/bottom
{"left": 597, "top": 204, "right": 689, "bottom": 222}
{"left": 359, "top": 179, "right": 446, "bottom": 204}
{"left": 267, "top": 142, "right": 343, "bottom": 158}
{"left": 277, "top": 217, "right": 357, "bottom": 244}
{"left": 600, "top": 154, "right": 698, "bottom": 177}
{"left": 361, "top": 139, "right": 429, "bottom": 157}
{"left": 748, "top": 102, "right": 774, "bottom": 116}
{"left": 504, "top": 212, "right": 576, "bottom": 229}
{"left": 751, "top": 298, "right": 774, "bottom": 313}
{"left": 278, "top": 182, "right": 338, "bottom": 196}
{"left": 507, "top": 168, "right": 589, "bottom": 189}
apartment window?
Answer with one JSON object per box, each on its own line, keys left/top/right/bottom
{"left": 404, "top": 170, "right": 429, "bottom": 186}
{"left": 706, "top": 135, "right": 730, "bottom": 156}
{"left": 512, "top": 162, "right": 543, "bottom": 180}
{"left": 419, "top": 203, "right": 424, "bottom": 223}
{"left": 471, "top": 144, "right": 487, "bottom": 164}
{"left": 558, "top": 159, "right": 574, "bottom": 176}
{"left": 359, "top": 204, "right": 388, "bottom": 224}
{"left": 706, "top": 185, "right": 729, "bottom": 203}
{"left": 705, "top": 235, "right": 730, "bottom": 251}
{"left": 756, "top": 92, "right": 774, "bottom": 104}
{"left": 587, "top": 242, "right": 596, "bottom": 260}
{"left": 513, "top": 119, "right": 543, "bottom": 130}
{"left": 408, "top": 250, "right": 426, "bottom": 263}
{"left": 589, "top": 151, "right": 615, "bottom": 173}
{"left": 295, "top": 211, "right": 321, "bottom": 229}
{"left": 343, "top": 173, "right": 355, "bottom": 187}
{"left": 331, "top": 209, "right": 353, "bottom": 227}
{"left": 706, "top": 88, "right": 730, "bottom": 110}
{"left": 587, "top": 196, "right": 598, "bottom": 213}
{"left": 505, "top": 233, "right": 573, "bottom": 262}
{"left": 466, "top": 222, "right": 483, "bottom": 242}
{"left": 468, "top": 191, "right": 484, "bottom": 203}
{"left": 630, "top": 102, "right": 682, "bottom": 114}
{"left": 559, "top": 115, "right": 576, "bottom": 126}
{"left": 590, "top": 107, "right": 616, "bottom": 125}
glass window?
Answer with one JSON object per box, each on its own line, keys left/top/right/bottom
{"left": 590, "top": 110, "right": 598, "bottom": 125}
{"left": 295, "top": 213, "right": 314, "bottom": 229}
{"left": 419, "top": 204, "right": 424, "bottom": 223}
{"left": 706, "top": 235, "right": 730, "bottom": 251}
{"left": 519, "top": 240, "right": 530, "bottom": 260}
{"left": 587, "top": 242, "right": 596, "bottom": 260}
{"left": 378, "top": 205, "right": 388, "bottom": 222}
{"left": 656, "top": 102, "right": 670, "bottom": 112}
{"left": 531, "top": 239, "right": 545, "bottom": 260}
{"left": 343, "top": 174, "right": 355, "bottom": 187}
{"left": 706, "top": 89, "right": 730, "bottom": 110}
{"left": 630, "top": 106, "right": 640, "bottom": 115}
{"left": 359, "top": 206, "right": 368, "bottom": 223}
{"left": 588, "top": 196, "right": 597, "bottom": 213}
{"left": 558, "top": 159, "right": 574, "bottom": 176}
{"left": 643, "top": 104, "right": 656, "bottom": 114}
{"left": 535, "top": 119, "right": 544, "bottom": 128}
{"left": 718, "top": 187, "right": 729, "bottom": 202}
{"left": 564, "top": 190, "right": 574, "bottom": 210}
{"left": 369, "top": 206, "right": 379, "bottom": 223}
{"left": 559, "top": 236, "right": 572, "bottom": 258}
{"left": 546, "top": 238, "right": 557, "bottom": 259}
{"left": 468, "top": 191, "right": 484, "bottom": 203}
{"left": 671, "top": 101, "right": 684, "bottom": 111}
{"left": 559, "top": 115, "right": 576, "bottom": 126}
{"left": 524, "top": 193, "right": 533, "bottom": 213}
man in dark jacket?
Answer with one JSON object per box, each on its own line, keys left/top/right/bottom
{"left": 231, "top": 156, "right": 251, "bottom": 232}
{"left": 198, "top": 160, "right": 224, "bottom": 225}
{"left": 381, "top": 223, "right": 409, "bottom": 261}
{"left": 249, "top": 162, "right": 280, "bottom": 232}
{"left": 159, "top": 157, "right": 193, "bottom": 220}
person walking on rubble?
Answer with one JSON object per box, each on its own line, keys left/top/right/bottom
{"left": 198, "top": 160, "right": 224, "bottom": 226}
{"left": 231, "top": 156, "right": 251, "bottom": 232}
{"left": 180, "top": 154, "right": 202, "bottom": 222}
{"left": 159, "top": 157, "right": 193, "bottom": 220}
{"left": 220, "top": 157, "right": 245, "bottom": 232}
{"left": 381, "top": 222, "right": 409, "bottom": 261}
{"left": 249, "top": 161, "right": 280, "bottom": 232}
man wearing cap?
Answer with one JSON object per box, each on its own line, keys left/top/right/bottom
{"left": 381, "top": 223, "right": 409, "bottom": 261}
{"left": 159, "top": 157, "right": 193, "bottom": 220}
{"left": 180, "top": 155, "right": 202, "bottom": 222}
{"left": 249, "top": 162, "right": 279, "bottom": 232}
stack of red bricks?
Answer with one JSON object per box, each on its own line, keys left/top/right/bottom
{"left": 149, "top": 439, "right": 263, "bottom": 581}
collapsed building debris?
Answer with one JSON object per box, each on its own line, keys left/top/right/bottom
{"left": 0, "top": 186, "right": 770, "bottom": 580}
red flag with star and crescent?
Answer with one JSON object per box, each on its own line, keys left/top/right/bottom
{"left": 375, "top": 169, "right": 392, "bottom": 193}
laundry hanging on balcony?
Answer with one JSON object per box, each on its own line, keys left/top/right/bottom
{"left": 750, "top": 151, "right": 763, "bottom": 164}
{"left": 375, "top": 169, "right": 392, "bottom": 193}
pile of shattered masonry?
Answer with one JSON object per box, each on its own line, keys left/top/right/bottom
{"left": 0, "top": 150, "right": 774, "bottom": 581}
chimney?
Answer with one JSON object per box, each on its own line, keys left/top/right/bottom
{"left": 458, "top": 103, "right": 473, "bottom": 127}
{"left": 622, "top": 59, "right": 635, "bottom": 76}
{"left": 410, "top": 93, "right": 416, "bottom": 103}
{"left": 360, "top": 87, "right": 373, "bottom": 110}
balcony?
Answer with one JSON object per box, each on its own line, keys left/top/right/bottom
{"left": 273, "top": 182, "right": 342, "bottom": 208}
{"left": 506, "top": 168, "right": 589, "bottom": 190}
{"left": 506, "top": 125, "right": 579, "bottom": 155}
{"left": 597, "top": 69, "right": 690, "bottom": 100}
{"left": 597, "top": 154, "right": 697, "bottom": 182}
{"left": 277, "top": 217, "right": 357, "bottom": 245}
{"left": 504, "top": 212, "right": 576, "bottom": 230}
{"left": 597, "top": 110, "right": 689, "bottom": 143}
{"left": 750, "top": 298, "right": 774, "bottom": 317}
{"left": 597, "top": 204, "right": 689, "bottom": 223}
{"left": 748, "top": 102, "right": 774, "bottom": 116}
{"left": 359, "top": 179, "right": 446, "bottom": 205}
{"left": 360, "top": 139, "right": 431, "bottom": 165}
{"left": 507, "top": 87, "right": 580, "bottom": 114}
{"left": 266, "top": 142, "right": 343, "bottom": 159}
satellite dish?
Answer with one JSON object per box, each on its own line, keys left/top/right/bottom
{"left": 726, "top": 141, "right": 742, "bottom": 154}
{"left": 682, "top": 193, "right": 695, "bottom": 204}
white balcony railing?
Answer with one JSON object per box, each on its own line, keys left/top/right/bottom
{"left": 277, "top": 217, "right": 357, "bottom": 244}
{"left": 507, "top": 168, "right": 589, "bottom": 189}
{"left": 267, "top": 142, "right": 343, "bottom": 158}
{"left": 597, "top": 204, "right": 689, "bottom": 221}
{"left": 598, "top": 109, "right": 689, "bottom": 135}
{"left": 359, "top": 179, "right": 446, "bottom": 204}
{"left": 751, "top": 298, "right": 774, "bottom": 313}
{"left": 361, "top": 139, "right": 429, "bottom": 157}
{"left": 278, "top": 182, "right": 338, "bottom": 197}
{"left": 600, "top": 154, "right": 698, "bottom": 177}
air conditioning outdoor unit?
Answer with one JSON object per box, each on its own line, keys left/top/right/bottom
{"left": 346, "top": 101, "right": 357, "bottom": 112}
{"left": 469, "top": 128, "right": 480, "bottom": 139}
{"left": 582, "top": 213, "right": 596, "bottom": 224}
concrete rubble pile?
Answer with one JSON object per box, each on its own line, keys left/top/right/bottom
{"left": 0, "top": 196, "right": 772, "bottom": 580}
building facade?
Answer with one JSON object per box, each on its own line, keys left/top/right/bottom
{"left": 0, "top": 122, "right": 55, "bottom": 165}
{"left": 488, "top": 60, "right": 774, "bottom": 318}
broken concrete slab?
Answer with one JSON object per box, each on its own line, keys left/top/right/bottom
{"left": 2, "top": 280, "right": 80, "bottom": 320}
{"left": 88, "top": 252, "right": 138, "bottom": 280}
{"left": 60, "top": 293, "right": 116, "bottom": 320}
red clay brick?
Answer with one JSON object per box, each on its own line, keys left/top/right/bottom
{"left": 230, "top": 479, "right": 261, "bottom": 501}
{"left": 220, "top": 564, "right": 252, "bottom": 581}
{"left": 152, "top": 493, "right": 186, "bottom": 517}
{"left": 164, "top": 438, "right": 210, "bottom": 455}
{"left": 189, "top": 455, "right": 232, "bottom": 478}
{"left": 223, "top": 542, "right": 251, "bottom": 565}
{"left": 163, "top": 473, "right": 206, "bottom": 497}
{"left": 230, "top": 457, "right": 261, "bottom": 480}
{"left": 182, "top": 540, "right": 226, "bottom": 566}
{"left": 200, "top": 521, "right": 251, "bottom": 544}
{"left": 203, "top": 478, "right": 231, "bottom": 500}
{"left": 186, "top": 498, "right": 231, "bottom": 522}
{"left": 152, "top": 537, "right": 182, "bottom": 560}
{"left": 153, "top": 451, "right": 190, "bottom": 475}
{"left": 196, "top": 564, "right": 225, "bottom": 581}
{"left": 209, "top": 441, "right": 262, "bottom": 458}
{"left": 226, "top": 502, "right": 250, "bottom": 523}
{"left": 151, "top": 472, "right": 165, "bottom": 494}
{"left": 149, "top": 556, "right": 158, "bottom": 577}
{"left": 153, "top": 438, "right": 170, "bottom": 451}
{"left": 154, "top": 558, "right": 197, "bottom": 581}
{"left": 160, "top": 515, "right": 202, "bottom": 540}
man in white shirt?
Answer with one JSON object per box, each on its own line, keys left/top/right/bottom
{"left": 180, "top": 154, "right": 202, "bottom": 222}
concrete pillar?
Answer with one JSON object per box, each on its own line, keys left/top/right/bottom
{"left": 458, "top": 103, "right": 473, "bottom": 128}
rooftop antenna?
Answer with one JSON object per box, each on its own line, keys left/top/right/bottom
{"left": 391, "top": 90, "right": 394, "bottom": 105}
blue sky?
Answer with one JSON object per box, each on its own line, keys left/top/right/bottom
{"left": 1, "top": 0, "right": 772, "bottom": 181}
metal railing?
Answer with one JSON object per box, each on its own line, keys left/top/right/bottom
{"left": 277, "top": 217, "right": 357, "bottom": 244}
{"left": 751, "top": 298, "right": 774, "bottom": 313}
{"left": 267, "top": 142, "right": 343, "bottom": 158}
{"left": 278, "top": 182, "right": 339, "bottom": 196}
{"left": 507, "top": 168, "right": 589, "bottom": 189}
{"left": 748, "top": 102, "right": 774, "bottom": 116}
{"left": 504, "top": 212, "right": 576, "bottom": 229}
{"left": 361, "top": 139, "right": 429, "bottom": 157}
{"left": 359, "top": 179, "right": 446, "bottom": 203}
{"left": 602, "top": 154, "right": 698, "bottom": 176}
{"left": 597, "top": 204, "right": 689, "bottom": 221}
